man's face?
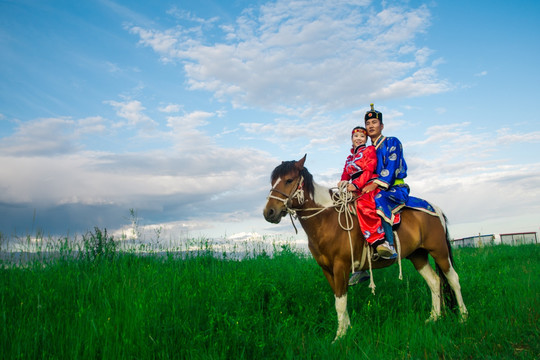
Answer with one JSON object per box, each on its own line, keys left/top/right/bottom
{"left": 365, "top": 117, "right": 383, "bottom": 138}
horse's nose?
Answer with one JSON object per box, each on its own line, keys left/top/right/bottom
{"left": 264, "top": 207, "right": 275, "bottom": 220}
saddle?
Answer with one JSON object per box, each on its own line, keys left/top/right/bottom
{"left": 346, "top": 199, "right": 402, "bottom": 227}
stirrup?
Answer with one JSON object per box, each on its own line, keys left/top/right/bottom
{"left": 348, "top": 271, "right": 370, "bottom": 286}
{"left": 376, "top": 242, "right": 397, "bottom": 260}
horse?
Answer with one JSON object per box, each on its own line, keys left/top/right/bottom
{"left": 263, "top": 155, "right": 468, "bottom": 341}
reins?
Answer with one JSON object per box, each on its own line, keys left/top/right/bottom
{"left": 267, "top": 180, "right": 372, "bottom": 288}
{"left": 332, "top": 183, "right": 360, "bottom": 280}
{"left": 267, "top": 177, "right": 401, "bottom": 294}
{"left": 330, "top": 184, "right": 376, "bottom": 293}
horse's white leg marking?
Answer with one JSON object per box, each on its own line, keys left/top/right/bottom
{"left": 334, "top": 294, "right": 350, "bottom": 341}
{"left": 418, "top": 264, "right": 441, "bottom": 322}
{"left": 444, "top": 264, "right": 469, "bottom": 321}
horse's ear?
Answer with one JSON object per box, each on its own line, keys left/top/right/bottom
{"left": 295, "top": 154, "right": 307, "bottom": 170}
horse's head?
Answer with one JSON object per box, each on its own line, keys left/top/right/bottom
{"left": 263, "top": 154, "right": 311, "bottom": 224}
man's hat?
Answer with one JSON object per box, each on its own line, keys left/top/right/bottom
{"left": 364, "top": 103, "right": 383, "bottom": 123}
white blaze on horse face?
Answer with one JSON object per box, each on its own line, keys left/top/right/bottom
{"left": 272, "top": 177, "right": 282, "bottom": 189}
{"left": 267, "top": 177, "right": 283, "bottom": 202}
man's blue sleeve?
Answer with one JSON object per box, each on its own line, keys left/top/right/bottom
{"left": 374, "top": 137, "right": 406, "bottom": 189}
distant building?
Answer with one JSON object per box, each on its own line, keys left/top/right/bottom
{"left": 451, "top": 234, "right": 494, "bottom": 248}
{"left": 499, "top": 232, "right": 538, "bottom": 246}
{"left": 451, "top": 231, "right": 539, "bottom": 247}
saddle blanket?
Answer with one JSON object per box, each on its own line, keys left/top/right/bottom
{"left": 405, "top": 196, "right": 438, "bottom": 216}
{"left": 347, "top": 195, "right": 438, "bottom": 225}
{"left": 393, "top": 196, "right": 439, "bottom": 225}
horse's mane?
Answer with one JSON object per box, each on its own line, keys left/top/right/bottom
{"left": 271, "top": 160, "right": 315, "bottom": 198}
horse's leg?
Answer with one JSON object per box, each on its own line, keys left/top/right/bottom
{"left": 334, "top": 293, "right": 350, "bottom": 342}
{"left": 440, "top": 263, "right": 469, "bottom": 321}
{"left": 427, "top": 235, "right": 469, "bottom": 321}
{"left": 408, "top": 250, "right": 442, "bottom": 322}
{"left": 323, "top": 263, "right": 350, "bottom": 342}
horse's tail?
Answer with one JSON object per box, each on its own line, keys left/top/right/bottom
{"left": 435, "top": 211, "right": 458, "bottom": 313}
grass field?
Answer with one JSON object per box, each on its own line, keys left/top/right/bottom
{"left": 1, "top": 231, "right": 538, "bottom": 359}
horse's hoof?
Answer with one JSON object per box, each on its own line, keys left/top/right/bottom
{"left": 333, "top": 326, "right": 349, "bottom": 343}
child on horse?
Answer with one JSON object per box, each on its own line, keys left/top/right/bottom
{"left": 338, "top": 126, "right": 396, "bottom": 260}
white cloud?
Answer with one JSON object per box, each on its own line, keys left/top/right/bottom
{"left": 130, "top": 27, "right": 181, "bottom": 62}
{"left": 3, "top": 0, "right": 538, "bottom": 242}
{"left": 394, "top": 120, "right": 540, "bottom": 237}
{"left": 407, "top": 160, "right": 540, "bottom": 232}
{"left": 435, "top": 107, "right": 446, "bottom": 114}
{"left": 75, "top": 116, "right": 107, "bottom": 135}
{"left": 496, "top": 128, "right": 540, "bottom": 144}
{"left": 0, "top": 117, "right": 78, "bottom": 156}
{"left": 0, "top": 103, "right": 278, "bottom": 237}
{"left": 407, "top": 123, "right": 540, "bottom": 166}
{"left": 158, "top": 104, "right": 182, "bottom": 113}
{"left": 414, "top": 47, "right": 433, "bottom": 65}
{"left": 165, "top": 110, "right": 216, "bottom": 151}
{"left": 407, "top": 122, "right": 471, "bottom": 147}
{"left": 128, "top": 1, "right": 448, "bottom": 115}
{"left": 106, "top": 99, "right": 157, "bottom": 129}
{"left": 241, "top": 113, "right": 349, "bottom": 154}
{"left": 406, "top": 122, "right": 502, "bottom": 163}
{"left": 0, "top": 144, "right": 274, "bottom": 212}
{"left": 106, "top": 61, "right": 122, "bottom": 73}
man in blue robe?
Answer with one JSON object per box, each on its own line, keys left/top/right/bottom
{"left": 349, "top": 104, "right": 439, "bottom": 285}
{"left": 358, "top": 104, "right": 408, "bottom": 259}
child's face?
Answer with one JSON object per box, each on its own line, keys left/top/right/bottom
{"left": 352, "top": 132, "right": 367, "bottom": 148}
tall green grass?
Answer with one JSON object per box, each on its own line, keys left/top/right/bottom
{"left": 1, "top": 232, "right": 538, "bottom": 359}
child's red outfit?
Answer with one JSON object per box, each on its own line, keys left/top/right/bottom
{"left": 341, "top": 144, "right": 385, "bottom": 245}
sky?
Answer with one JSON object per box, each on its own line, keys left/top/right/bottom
{"left": 1, "top": 0, "right": 539, "bottom": 247}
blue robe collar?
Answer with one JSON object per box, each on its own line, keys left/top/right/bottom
{"left": 372, "top": 135, "right": 386, "bottom": 150}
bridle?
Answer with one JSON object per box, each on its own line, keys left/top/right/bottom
{"left": 266, "top": 177, "right": 374, "bottom": 284}
{"left": 265, "top": 171, "right": 398, "bottom": 293}
{"left": 267, "top": 175, "right": 305, "bottom": 209}
{"left": 266, "top": 175, "right": 305, "bottom": 233}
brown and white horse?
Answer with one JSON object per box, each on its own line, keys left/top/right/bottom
{"left": 263, "top": 155, "right": 468, "bottom": 341}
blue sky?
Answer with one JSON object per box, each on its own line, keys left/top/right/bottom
{"left": 1, "top": 0, "right": 539, "bottom": 245}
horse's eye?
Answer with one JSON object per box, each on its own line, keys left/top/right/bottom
{"left": 286, "top": 179, "right": 293, "bottom": 184}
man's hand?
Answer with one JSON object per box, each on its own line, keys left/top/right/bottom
{"left": 361, "top": 182, "right": 378, "bottom": 194}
